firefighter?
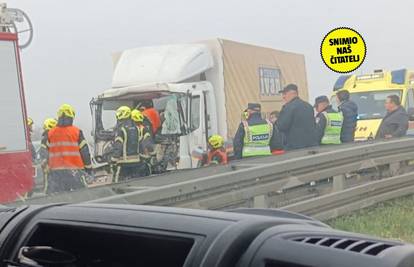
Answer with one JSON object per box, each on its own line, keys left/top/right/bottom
{"left": 39, "top": 118, "right": 57, "bottom": 193}
{"left": 131, "top": 109, "right": 152, "bottom": 141}
{"left": 234, "top": 103, "right": 278, "bottom": 159}
{"left": 44, "top": 104, "right": 92, "bottom": 194}
{"left": 111, "top": 106, "right": 149, "bottom": 183}
{"left": 27, "top": 117, "right": 36, "bottom": 161}
{"left": 131, "top": 109, "right": 155, "bottom": 164}
{"left": 206, "top": 134, "right": 228, "bottom": 165}
{"left": 314, "top": 96, "right": 343, "bottom": 145}
{"left": 140, "top": 100, "right": 161, "bottom": 135}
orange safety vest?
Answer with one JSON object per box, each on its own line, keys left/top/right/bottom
{"left": 47, "top": 126, "right": 84, "bottom": 170}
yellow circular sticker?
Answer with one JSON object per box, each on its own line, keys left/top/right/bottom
{"left": 321, "top": 27, "right": 366, "bottom": 73}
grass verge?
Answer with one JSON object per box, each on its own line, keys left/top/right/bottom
{"left": 327, "top": 194, "right": 414, "bottom": 243}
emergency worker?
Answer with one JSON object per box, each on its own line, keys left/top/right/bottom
{"left": 27, "top": 117, "right": 36, "bottom": 161}
{"left": 111, "top": 106, "right": 149, "bottom": 182}
{"left": 131, "top": 109, "right": 155, "bottom": 167}
{"left": 314, "top": 96, "right": 343, "bottom": 145}
{"left": 206, "top": 134, "right": 228, "bottom": 165}
{"left": 233, "top": 103, "right": 278, "bottom": 159}
{"left": 140, "top": 100, "right": 161, "bottom": 135}
{"left": 44, "top": 104, "right": 92, "bottom": 194}
{"left": 39, "top": 118, "right": 57, "bottom": 192}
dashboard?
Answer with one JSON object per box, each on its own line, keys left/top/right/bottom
{"left": 0, "top": 204, "right": 413, "bottom": 267}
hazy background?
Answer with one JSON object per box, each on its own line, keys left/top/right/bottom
{"left": 8, "top": 0, "right": 414, "bottom": 139}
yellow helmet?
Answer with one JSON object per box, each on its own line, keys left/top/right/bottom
{"left": 208, "top": 134, "right": 224, "bottom": 149}
{"left": 43, "top": 118, "right": 58, "bottom": 131}
{"left": 57, "top": 104, "right": 75, "bottom": 118}
{"left": 116, "top": 106, "right": 131, "bottom": 120}
{"left": 27, "top": 117, "right": 33, "bottom": 127}
{"left": 131, "top": 109, "right": 144, "bottom": 123}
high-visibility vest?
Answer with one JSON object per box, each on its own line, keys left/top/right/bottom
{"left": 242, "top": 120, "right": 273, "bottom": 157}
{"left": 321, "top": 111, "right": 343, "bottom": 145}
{"left": 47, "top": 126, "right": 84, "bottom": 170}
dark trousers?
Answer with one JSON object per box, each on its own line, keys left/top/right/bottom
{"left": 46, "top": 169, "right": 87, "bottom": 194}
{"left": 114, "top": 162, "right": 150, "bottom": 183}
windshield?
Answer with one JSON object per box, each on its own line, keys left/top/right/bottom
{"left": 350, "top": 90, "right": 402, "bottom": 120}
{"left": 99, "top": 95, "right": 178, "bottom": 131}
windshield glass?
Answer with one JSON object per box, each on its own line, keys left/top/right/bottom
{"left": 350, "top": 90, "right": 402, "bottom": 120}
{"left": 99, "top": 95, "right": 179, "bottom": 131}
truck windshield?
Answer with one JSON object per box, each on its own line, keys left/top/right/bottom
{"left": 0, "top": 40, "right": 27, "bottom": 152}
{"left": 100, "top": 95, "right": 179, "bottom": 131}
{"left": 350, "top": 90, "right": 402, "bottom": 120}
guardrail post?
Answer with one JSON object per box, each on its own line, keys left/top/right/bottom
{"left": 389, "top": 162, "right": 401, "bottom": 176}
{"left": 332, "top": 174, "right": 346, "bottom": 192}
{"left": 253, "top": 195, "right": 268, "bottom": 208}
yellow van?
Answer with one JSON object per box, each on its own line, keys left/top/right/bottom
{"left": 332, "top": 69, "right": 414, "bottom": 141}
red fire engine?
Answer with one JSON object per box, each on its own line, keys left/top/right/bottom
{"left": 0, "top": 3, "right": 34, "bottom": 202}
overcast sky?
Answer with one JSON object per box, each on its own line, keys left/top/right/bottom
{"left": 7, "top": 0, "right": 414, "bottom": 137}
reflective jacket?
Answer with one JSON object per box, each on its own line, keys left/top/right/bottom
{"left": 47, "top": 126, "right": 85, "bottom": 170}
{"left": 234, "top": 112, "right": 281, "bottom": 159}
{"left": 137, "top": 123, "right": 155, "bottom": 159}
{"left": 112, "top": 119, "right": 141, "bottom": 164}
{"left": 242, "top": 119, "right": 273, "bottom": 157}
{"left": 315, "top": 106, "right": 343, "bottom": 145}
{"left": 321, "top": 111, "right": 343, "bottom": 144}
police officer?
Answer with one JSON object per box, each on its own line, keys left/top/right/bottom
{"left": 314, "top": 96, "right": 343, "bottom": 145}
{"left": 111, "top": 106, "right": 149, "bottom": 183}
{"left": 44, "top": 104, "right": 92, "bottom": 194}
{"left": 233, "top": 103, "right": 276, "bottom": 159}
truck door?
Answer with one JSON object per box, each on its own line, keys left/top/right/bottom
{"left": 187, "top": 90, "right": 207, "bottom": 167}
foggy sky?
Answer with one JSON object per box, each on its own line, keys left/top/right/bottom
{"left": 7, "top": 0, "right": 414, "bottom": 138}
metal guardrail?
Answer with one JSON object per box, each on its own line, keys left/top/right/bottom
{"left": 283, "top": 171, "right": 414, "bottom": 220}
{"left": 85, "top": 138, "right": 414, "bottom": 213}
{"left": 14, "top": 138, "right": 414, "bottom": 221}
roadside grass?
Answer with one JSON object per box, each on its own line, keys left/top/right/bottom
{"left": 327, "top": 195, "right": 414, "bottom": 243}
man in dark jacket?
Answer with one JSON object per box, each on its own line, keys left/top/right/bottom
{"left": 233, "top": 103, "right": 283, "bottom": 159}
{"left": 376, "top": 95, "right": 409, "bottom": 139}
{"left": 276, "top": 84, "right": 317, "bottom": 150}
{"left": 336, "top": 90, "right": 358, "bottom": 143}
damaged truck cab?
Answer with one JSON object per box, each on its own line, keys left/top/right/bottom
{"left": 91, "top": 81, "right": 217, "bottom": 170}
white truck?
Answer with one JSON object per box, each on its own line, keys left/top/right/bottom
{"left": 90, "top": 38, "right": 309, "bottom": 171}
